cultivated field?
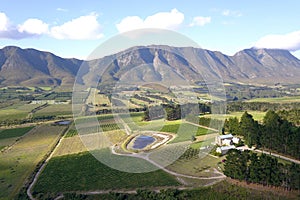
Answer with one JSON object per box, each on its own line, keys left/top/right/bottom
{"left": 0, "top": 103, "right": 41, "bottom": 121}
{"left": 33, "top": 150, "right": 180, "bottom": 199}
{"left": 0, "top": 125, "right": 66, "bottom": 199}
{"left": 33, "top": 104, "right": 72, "bottom": 118}
{"left": 246, "top": 96, "right": 300, "bottom": 103}
{"left": 202, "top": 110, "right": 266, "bottom": 121}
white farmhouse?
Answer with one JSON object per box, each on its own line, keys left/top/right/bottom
{"left": 216, "top": 145, "right": 236, "bottom": 155}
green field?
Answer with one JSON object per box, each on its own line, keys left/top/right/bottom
{"left": 0, "top": 103, "right": 41, "bottom": 121}
{"left": 0, "top": 125, "right": 66, "bottom": 200}
{"left": 160, "top": 123, "right": 213, "bottom": 143}
{"left": 166, "top": 153, "right": 223, "bottom": 178}
{"left": 202, "top": 110, "right": 266, "bottom": 121}
{"left": 33, "top": 104, "right": 72, "bottom": 117}
{"left": 247, "top": 96, "right": 300, "bottom": 103}
{"left": 0, "top": 126, "right": 34, "bottom": 140}
{"left": 33, "top": 150, "right": 180, "bottom": 198}
{"left": 82, "top": 180, "right": 296, "bottom": 200}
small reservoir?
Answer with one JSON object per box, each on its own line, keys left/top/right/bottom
{"left": 132, "top": 135, "right": 155, "bottom": 149}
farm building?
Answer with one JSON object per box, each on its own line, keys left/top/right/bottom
{"left": 216, "top": 145, "right": 236, "bottom": 155}
{"left": 215, "top": 134, "right": 233, "bottom": 146}
{"left": 215, "top": 134, "right": 240, "bottom": 146}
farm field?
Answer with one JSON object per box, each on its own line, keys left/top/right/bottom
{"left": 0, "top": 126, "right": 34, "bottom": 140}
{"left": 33, "top": 150, "right": 180, "bottom": 199}
{"left": 0, "top": 126, "right": 34, "bottom": 151}
{"left": 33, "top": 104, "right": 72, "bottom": 118}
{"left": 0, "top": 103, "right": 41, "bottom": 121}
{"left": 0, "top": 124, "right": 66, "bottom": 200}
{"left": 166, "top": 153, "right": 224, "bottom": 178}
{"left": 246, "top": 96, "right": 300, "bottom": 103}
{"left": 54, "top": 130, "right": 127, "bottom": 157}
{"left": 202, "top": 110, "right": 266, "bottom": 121}
{"left": 80, "top": 180, "right": 296, "bottom": 200}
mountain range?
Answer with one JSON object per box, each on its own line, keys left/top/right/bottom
{"left": 0, "top": 45, "right": 300, "bottom": 87}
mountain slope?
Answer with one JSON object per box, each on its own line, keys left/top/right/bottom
{"left": 0, "top": 46, "right": 82, "bottom": 86}
{"left": 0, "top": 45, "right": 299, "bottom": 87}
{"left": 84, "top": 45, "right": 300, "bottom": 85}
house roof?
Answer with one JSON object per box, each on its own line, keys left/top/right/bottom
{"left": 218, "top": 134, "right": 233, "bottom": 140}
{"left": 219, "top": 145, "right": 236, "bottom": 151}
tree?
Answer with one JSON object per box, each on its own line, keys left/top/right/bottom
{"left": 224, "top": 149, "right": 247, "bottom": 181}
{"left": 224, "top": 117, "right": 239, "bottom": 135}
{"left": 239, "top": 111, "right": 259, "bottom": 147}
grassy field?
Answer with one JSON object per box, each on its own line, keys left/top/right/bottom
{"left": 33, "top": 150, "right": 180, "bottom": 197}
{"left": 33, "top": 104, "right": 72, "bottom": 118}
{"left": 54, "top": 130, "right": 127, "bottom": 157}
{"left": 159, "top": 122, "right": 213, "bottom": 143}
{"left": 247, "top": 96, "right": 300, "bottom": 103}
{"left": 202, "top": 110, "right": 266, "bottom": 121}
{"left": 0, "top": 103, "right": 41, "bottom": 121}
{"left": 0, "top": 125, "right": 66, "bottom": 200}
{"left": 0, "top": 126, "right": 34, "bottom": 140}
{"left": 166, "top": 153, "right": 224, "bottom": 178}
{"left": 83, "top": 180, "right": 298, "bottom": 200}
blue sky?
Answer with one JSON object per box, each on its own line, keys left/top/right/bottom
{"left": 1, "top": 0, "right": 300, "bottom": 59}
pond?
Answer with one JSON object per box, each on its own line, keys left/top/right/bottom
{"left": 132, "top": 135, "right": 155, "bottom": 149}
{"left": 55, "top": 120, "right": 72, "bottom": 125}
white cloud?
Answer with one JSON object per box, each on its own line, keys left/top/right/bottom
{"left": 18, "top": 18, "right": 49, "bottom": 35}
{"left": 0, "top": 12, "right": 10, "bottom": 31}
{"left": 116, "top": 9, "right": 184, "bottom": 33}
{"left": 189, "top": 16, "right": 211, "bottom": 27}
{"left": 50, "top": 13, "right": 104, "bottom": 39}
{"left": 0, "top": 12, "right": 104, "bottom": 40}
{"left": 222, "top": 9, "right": 242, "bottom": 17}
{"left": 56, "top": 8, "right": 68, "bottom": 12}
{"left": 254, "top": 30, "right": 300, "bottom": 51}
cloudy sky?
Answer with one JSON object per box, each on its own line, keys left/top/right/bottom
{"left": 1, "top": 0, "right": 300, "bottom": 59}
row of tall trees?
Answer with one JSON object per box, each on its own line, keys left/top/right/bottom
{"left": 224, "top": 149, "right": 300, "bottom": 190}
{"left": 224, "top": 111, "right": 300, "bottom": 159}
{"left": 143, "top": 103, "right": 211, "bottom": 121}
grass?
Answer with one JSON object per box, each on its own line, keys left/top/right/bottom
{"left": 190, "top": 137, "right": 215, "bottom": 149}
{"left": 166, "top": 153, "right": 224, "bottom": 178}
{"left": 247, "top": 96, "right": 300, "bottom": 103}
{"left": 0, "top": 103, "right": 41, "bottom": 121}
{"left": 0, "top": 138, "right": 17, "bottom": 151}
{"left": 54, "top": 130, "right": 127, "bottom": 157}
{"left": 0, "top": 126, "right": 34, "bottom": 140}
{"left": 202, "top": 110, "right": 266, "bottom": 121}
{"left": 38, "top": 86, "right": 52, "bottom": 91}
{"left": 64, "top": 179, "right": 296, "bottom": 200}
{"left": 162, "top": 123, "right": 213, "bottom": 144}
{"left": 33, "top": 150, "right": 180, "bottom": 196}
{"left": 34, "top": 104, "right": 72, "bottom": 117}
{"left": 64, "top": 129, "right": 78, "bottom": 138}
{"left": 0, "top": 125, "right": 66, "bottom": 200}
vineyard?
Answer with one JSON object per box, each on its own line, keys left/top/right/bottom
{"left": 33, "top": 150, "right": 180, "bottom": 199}
{"left": 0, "top": 126, "right": 34, "bottom": 140}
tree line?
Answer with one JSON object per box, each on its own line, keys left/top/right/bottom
{"left": 143, "top": 103, "right": 211, "bottom": 121}
{"left": 224, "top": 149, "right": 300, "bottom": 190}
{"left": 224, "top": 111, "right": 300, "bottom": 159}
{"left": 227, "top": 101, "right": 300, "bottom": 112}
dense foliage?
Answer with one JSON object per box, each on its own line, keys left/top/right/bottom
{"left": 143, "top": 103, "right": 210, "bottom": 121}
{"left": 227, "top": 102, "right": 300, "bottom": 112}
{"left": 224, "top": 111, "right": 300, "bottom": 159}
{"left": 224, "top": 149, "right": 300, "bottom": 190}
